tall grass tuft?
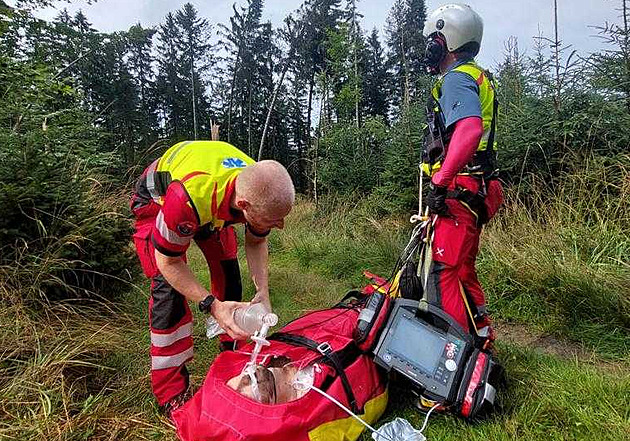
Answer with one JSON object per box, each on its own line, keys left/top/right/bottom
{"left": 480, "top": 154, "right": 630, "bottom": 358}
{"left": 0, "top": 181, "right": 154, "bottom": 439}
{"left": 0, "top": 293, "right": 164, "bottom": 441}
{"left": 0, "top": 182, "right": 133, "bottom": 306}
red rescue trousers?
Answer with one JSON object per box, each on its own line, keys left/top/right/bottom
{"left": 130, "top": 193, "right": 241, "bottom": 406}
{"left": 425, "top": 175, "right": 503, "bottom": 334}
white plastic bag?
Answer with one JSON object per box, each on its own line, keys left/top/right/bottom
{"left": 205, "top": 316, "right": 226, "bottom": 339}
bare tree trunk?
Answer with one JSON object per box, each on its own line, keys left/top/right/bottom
{"left": 401, "top": 25, "right": 411, "bottom": 113}
{"left": 259, "top": 21, "right": 305, "bottom": 160}
{"left": 314, "top": 92, "right": 325, "bottom": 206}
{"left": 211, "top": 120, "right": 220, "bottom": 140}
{"left": 352, "top": 0, "right": 360, "bottom": 128}
{"left": 190, "top": 40, "right": 198, "bottom": 140}
{"left": 258, "top": 61, "right": 290, "bottom": 160}
{"left": 552, "top": 0, "right": 561, "bottom": 114}
{"left": 623, "top": 0, "right": 630, "bottom": 111}
{"left": 324, "top": 73, "right": 332, "bottom": 130}
{"left": 247, "top": 81, "right": 252, "bottom": 156}
{"left": 313, "top": 137, "right": 318, "bottom": 206}
{"left": 227, "top": 47, "right": 242, "bottom": 143}
{"left": 306, "top": 75, "right": 314, "bottom": 147}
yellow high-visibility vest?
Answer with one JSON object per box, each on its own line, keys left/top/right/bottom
{"left": 156, "top": 141, "right": 255, "bottom": 228}
{"left": 422, "top": 61, "right": 498, "bottom": 177}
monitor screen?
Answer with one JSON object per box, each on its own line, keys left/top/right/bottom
{"left": 388, "top": 315, "right": 446, "bottom": 375}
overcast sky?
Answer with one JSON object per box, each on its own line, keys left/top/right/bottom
{"left": 18, "top": 0, "right": 625, "bottom": 68}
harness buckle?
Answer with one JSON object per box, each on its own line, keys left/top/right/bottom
{"left": 317, "top": 342, "right": 332, "bottom": 356}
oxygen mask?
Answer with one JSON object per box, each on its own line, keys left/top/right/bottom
{"left": 238, "top": 306, "right": 279, "bottom": 403}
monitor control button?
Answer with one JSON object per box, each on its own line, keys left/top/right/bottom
{"left": 445, "top": 359, "right": 457, "bottom": 372}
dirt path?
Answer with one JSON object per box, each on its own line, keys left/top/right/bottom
{"left": 494, "top": 321, "right": 628, "bottom": 374}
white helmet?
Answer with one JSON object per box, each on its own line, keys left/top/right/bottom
{"left": 423, "top": 3, "right": 483, "bottom": 53}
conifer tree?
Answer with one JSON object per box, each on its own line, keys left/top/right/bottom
{"left": 385, "top": 0, "right": 427, "bottom": 113}
{"left": 219, "top": 0, "right": 277, "bottom": 156}
{"left": 175, "top": 2, "right": 214, "bottom": 140}
{"left": 155, "top": 12, "right": 184, "bottom": 140}
{"left": 363, "top": 28, "right": 389, "bottom": 120}
{"left": 127, "top": 23, "right": 159, "bottom": 149}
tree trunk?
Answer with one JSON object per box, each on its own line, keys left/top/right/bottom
{"left": 623, "top": 0, "right": 630, "bottom": 111}
{"left": 259, "top": 21, "right": 305, "bottom": 160}
{"left": 401, "top": 30, "right": 411, "bottom": 113}
{"left": 258, "top": 62, "right": 288, "bottom": 160}
{"left": 190, "top": 40, "right": 198, "bottom": 140}
{"left": 247, "top": 80, "right": 253, "bottom": 156}
{"left": 552, "top": 0, "right": 561, "bottom": 114}
{"left": 352, "top": 0, "right": 360, "bottom": 128}
{"left": 227, "top": 47, "right": 242, "bottom": 143}
{"left": 306, "top": 74, "right": 314, "bottom": 148}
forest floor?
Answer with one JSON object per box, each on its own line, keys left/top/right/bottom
{"left": 1, "top": 201, "right": 628, "bottom": 440}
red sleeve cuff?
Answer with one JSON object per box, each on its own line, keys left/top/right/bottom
{"left": 151, "top": 234, "right": 185, "bottom": 257}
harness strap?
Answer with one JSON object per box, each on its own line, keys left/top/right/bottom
{"left": 446, "top": 187, "right": 488, "bottom": 226}
{"left": 268, "top": 332, "right": 361, "bottom": 414}
{"left": 154, "top": 171, "right": 172, "bottom": 196}
{"left": 149, "top": 169, "right": 212, "bottom": 197}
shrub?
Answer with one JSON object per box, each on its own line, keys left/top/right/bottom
{"left": 0, "top": 58, "right": 133, "bottom": 303}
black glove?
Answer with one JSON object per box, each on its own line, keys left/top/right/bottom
{"left": 427, "top": 183, "right": 449, "bottom": 216}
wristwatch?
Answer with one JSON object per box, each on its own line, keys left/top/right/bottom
{"left": 198, "top": 294, "right": 216, "bottom": 314}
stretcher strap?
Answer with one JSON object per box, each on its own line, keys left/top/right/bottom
{"left": 269, "top": 332, "right": 361, "bottom": 414}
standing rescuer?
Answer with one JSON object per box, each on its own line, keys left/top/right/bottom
{"left": 421, "top": 4, "right": 504, "bottom": 341}
{"left": 130, "top": 140, "right": 295, "bottom": 415}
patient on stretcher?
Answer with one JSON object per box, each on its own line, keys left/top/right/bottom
{"left": 226, "top": 356, "right": 315, "bottom": 404}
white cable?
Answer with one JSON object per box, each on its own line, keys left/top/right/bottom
{"left": 293, "top": 381, "right": 395, "bottom": 441}
{"left": 419, "top": 403, "right": 440, "bottom": 433}
{"left": 294, "top": 380, "right": 440, "bottom": 441}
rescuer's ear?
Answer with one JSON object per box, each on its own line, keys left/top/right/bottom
{"left": 235, "top": 197, "right": 251, "bottom": 211}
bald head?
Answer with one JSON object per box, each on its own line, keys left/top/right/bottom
{"left": 235, "top": 160, "right": 295, "bottom": 219}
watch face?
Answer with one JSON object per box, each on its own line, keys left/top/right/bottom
{"left": 200, "top": 295, "right": 214, "bottom": 312}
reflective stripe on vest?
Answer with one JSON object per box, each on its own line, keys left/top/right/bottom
{"left": 155, "top": 141, "right": 255, "bottom": 228}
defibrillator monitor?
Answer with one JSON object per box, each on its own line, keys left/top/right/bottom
{"left": 373, "top": 298, "right": 473, "bottom": 402}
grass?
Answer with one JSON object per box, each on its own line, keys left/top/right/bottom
{"left": 479, "top": 156, "right": 630, "bottom": 360}
{"left": 1, "top": 160, "right": 629, "bottom": 440}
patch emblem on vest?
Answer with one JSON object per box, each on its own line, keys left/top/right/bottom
{"left": 222, "top": 157, "right": 247, "bottom": 169}
{"left": 177, "top": 221, "right": 195, "bottom": 236}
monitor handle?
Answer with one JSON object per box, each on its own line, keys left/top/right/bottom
{"left": 416, "top": 299, "right": 471, "bottom": 342}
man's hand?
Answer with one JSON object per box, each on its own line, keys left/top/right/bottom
{"left": 427, "top": 182, "right": 450, "bottom": 216}
{"left": 211, "top": 300, "right": 251, "bottom": 340}
{"left": 251, "top": 290, "right": 272, "bottom": 313}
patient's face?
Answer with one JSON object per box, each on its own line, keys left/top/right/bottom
{"left": 227, "top": 362, "right": 300, "bottom": 404}
{"left": 227, "top": 365, "right": 277, "bottom": 404}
